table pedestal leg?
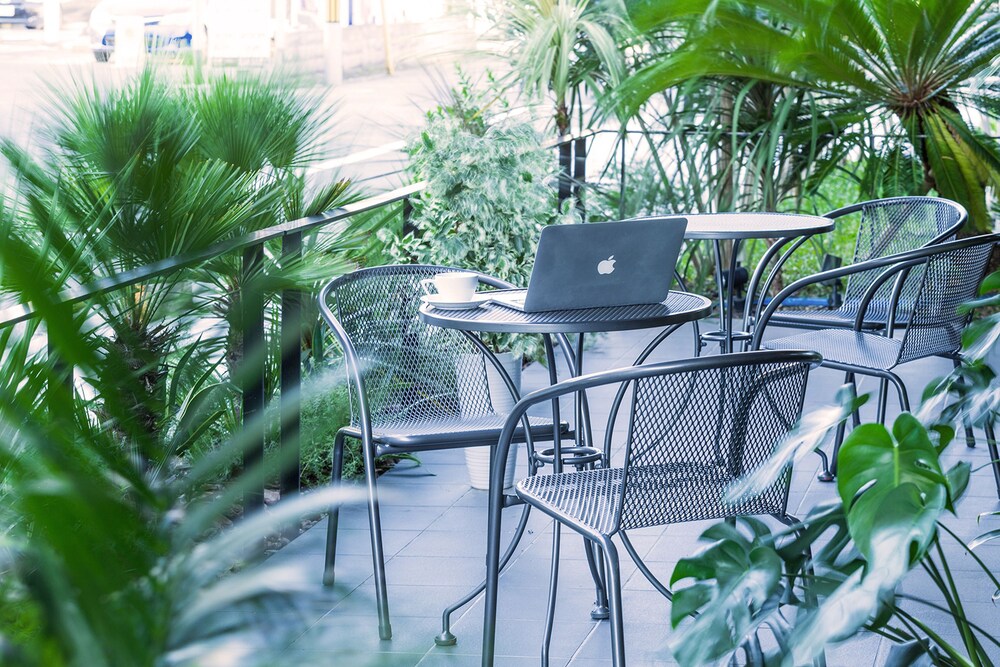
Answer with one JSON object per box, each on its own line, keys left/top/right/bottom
{"left": 702, "top": 238, "right": 753, "bottom": 353}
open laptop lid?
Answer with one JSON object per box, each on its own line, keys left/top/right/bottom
{"left": 521, "top": 217, "right": 688, "bottom": 312}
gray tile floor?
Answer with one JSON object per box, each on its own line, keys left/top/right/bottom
{"left": 270, "top": 322, "right": 1000, "bottom": 666}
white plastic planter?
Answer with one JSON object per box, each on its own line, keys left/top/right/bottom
{"left": 459, "top": 352, "right": 522, "bottom": 490}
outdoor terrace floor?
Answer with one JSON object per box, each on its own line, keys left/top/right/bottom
{"left": 268, "top": 320, "right": 1000, "bottom": 666}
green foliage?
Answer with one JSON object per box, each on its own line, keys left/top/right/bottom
{"left": 667, "top": 269, "right": 1000, "bottom": 665}
{"left": 379, "top": 71, "right": 567, "bottom": 359}
{"left": 616, "top": 0, "right": 1000, "bottom": 233}
{"left": 297, "top": 370, "right": 358, "bottom": 487}
{"left": 0, "top": 199, "right": 362, "bottom": 665}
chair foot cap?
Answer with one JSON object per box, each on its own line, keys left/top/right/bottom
{"left": 379, "top": 624, "right": 392, "bottom": 641}
{"left": 590, "top": 604, "right": 610, "bottom": 620}
{"left": 322, "top": 572, "right": 335, "bottom": 587}
{"left": 817, "top": 471, "right": 835, "bottom": 483}
{"left": 435, "top": 631, "right": 457, "bottom": 646}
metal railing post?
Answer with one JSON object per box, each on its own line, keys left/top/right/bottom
{"left": 558, "top": 140, "right": 573, "bottom": 208}
{"left": 573, "top": 136, "right": 587, "bottom": 219}
{"left": 242, "top": 243, "right": 266, "bottom": 514}
{"left": 619, "top": 133, "right": 627, "bottom": 220}
{"left": 47, "top": 334, "right": 72, "bottom": 414}
{"left": 280, "top": 232, "right": 303, "bottom": 506}
{"left": 402, "top": 196, "right": 416, "bottom": 236}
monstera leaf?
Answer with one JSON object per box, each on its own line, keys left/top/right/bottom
{"left": 668, "top": 519, "right": 786, "bottom": 665}
{"left": 785, "top": 415, "right": 967, "bottom": 663}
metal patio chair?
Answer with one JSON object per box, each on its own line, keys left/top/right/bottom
{"left": 318, "top": 265, "right": 569, "bottom": 640}
{"left": 481, "top": 350, "right": 821, "bottom": 667}
{"left": 753, "top": 235, "right": 998, "bottom": 479}
{"left": 748, "top": 196, "right": 966, "bottom": 333}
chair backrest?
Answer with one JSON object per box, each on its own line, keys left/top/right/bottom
{"left": 831, "top": 197, "right": 965, "bottom": 320}
{"left": 321, "top": 265, "right": 494, "bottom": 429}
{"left": 614, "top": 353, "right": 814, "bottom": 532}
{"left": 895, "top": 239, "right": 996, "bottom": 364}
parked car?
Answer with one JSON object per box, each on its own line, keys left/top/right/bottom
{"left": 0, "top": 0, "right": 42, "bottom": 29}
{"left": 89, "top": 0, "right": 197, "bottom": 62}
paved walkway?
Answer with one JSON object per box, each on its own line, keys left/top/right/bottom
{"left": 269, "top": 322, "right": 1000, "bottom": 666}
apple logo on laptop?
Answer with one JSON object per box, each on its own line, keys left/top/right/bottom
{"left": 597, "top": 255, "right": 616, "bottom": 275}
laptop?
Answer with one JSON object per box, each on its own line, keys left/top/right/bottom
{"left": 490, "top": 217, "right": 688, "bottom": 313}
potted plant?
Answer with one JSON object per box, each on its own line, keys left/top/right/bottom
{"left": 379, "top": 69, "right": 568, "bottom": 488}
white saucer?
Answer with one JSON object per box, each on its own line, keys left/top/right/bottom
{"left": 421, "top": 294, "right": 489, "bottom": 310}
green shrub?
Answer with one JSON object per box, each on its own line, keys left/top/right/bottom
{"left": 378, "top": 69, "right": 570, "bottom": 360}
{"left": 298, "top": 369, "right": 358, "bottom": 488}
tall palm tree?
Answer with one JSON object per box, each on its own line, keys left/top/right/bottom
{"left": 182, "top": 72, "right": 362, "bottom": 380}
{"left": 616, "top": 0, "right": 1000, "bottom": 232}
{"left": 495, "top": 0, "right": 629, "bottom": 135}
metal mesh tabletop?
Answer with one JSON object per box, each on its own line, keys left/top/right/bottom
{"left": 418, "top": 290, "right": 712, "bottom": 334}
{"left": 682, "top": 212, "right": 834, "bottom": 240}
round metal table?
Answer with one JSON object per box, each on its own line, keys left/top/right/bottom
{"left": 420, "top": 289, "right": 712, "bottom": 335}
{"left": 418, "top": 289, "right": 712, "bottom": 642}
{"left": 680, "top": 212, "right": 834, "bottom": 353}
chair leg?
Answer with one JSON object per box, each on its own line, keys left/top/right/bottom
{"left": 583, "top": 538, "right": 609, "bottom": 619}
{"left": 599, "top": 537, "right": 626, "bottom": 667}
{"left": 323, "top": 431, "right": 347, "bottom": 587}
{"left": 361, "top": 437, "right": 392, "bottom": 641}
{"left": 578, "top": 461, "right": 608, "bottom": 620}
{"left": 824, "top": 372, "right": 858, "bottom": 481}
{"left": 953, "top": 357, "right": 977, "bottom": 448}
{"left": 875, "top": 378, "right": 890, "bottom": 423}
{"left": 540, "top": 523, "right": 562, "bottom": 667}
{"left": 986, "top": 418, "right": 1000, "bottom": 500}
{"left": 885, "top": 372, "right": 910, "bottom": 412}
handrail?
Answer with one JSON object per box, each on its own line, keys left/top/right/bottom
{"left": 0, "top": 181, "right": 427, "bottom": 329}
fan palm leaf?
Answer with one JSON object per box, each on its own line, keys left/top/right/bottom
{"left": 494, "top": 0, "right": 629, "bottom": 134}
{"left": 617, "top": 0, "right": 1000, "bottom": 231}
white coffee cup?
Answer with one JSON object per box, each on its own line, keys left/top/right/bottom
{"left": 420, "top": 272, "right": 479, "bottom": 301}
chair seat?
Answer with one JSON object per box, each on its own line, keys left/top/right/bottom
{"left": 343, "top": 414, "right": 568, "bottom": 450}
{"left": 518, "top": 467, "right": 624, "bottom": 536}
{"left": 763, "top": 329, "right": 901, "bottom": 370}
{"left": 517, "top": 462, "right": 774, "bottom": 537}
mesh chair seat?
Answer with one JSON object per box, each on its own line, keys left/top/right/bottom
{"left": 344, "top": 414, "right": 566, "bottom": 450}
{"left": 517, "top": 461, "right": 789, "bottom": 538}
{"left": 764, "top": 329, "right": 901, "bottom": 370}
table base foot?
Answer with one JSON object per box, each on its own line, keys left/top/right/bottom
{"left": 590, "top": 604, "right": 610, "bottom": 620}
{"left": 435, "top": 631, "right": 457, "bottom": 646}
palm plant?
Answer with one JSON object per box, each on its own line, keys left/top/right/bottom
{"left": 0, "top": 89, "right": 364, "bottom": 667}
{"left": 492, "top": 0, "right": 629, "bottom": 135}
{"left": 1, "top": 69, "right": 275, "bottom": 446}
{"left": 616, "top": 0, "right": 1000, "bottom": 232}
{"left": 182, "top": 72, "right": 361, "bottom": 379}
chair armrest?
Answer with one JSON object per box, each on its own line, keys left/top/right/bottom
{"left": 751, "top": 249, "right": 934, "bottom": 348}
{"left": 850, "top": 260, "right": 922, "bottom": 332}
{"left": 475, "top": 272, "right": 518, "bottom": 291}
